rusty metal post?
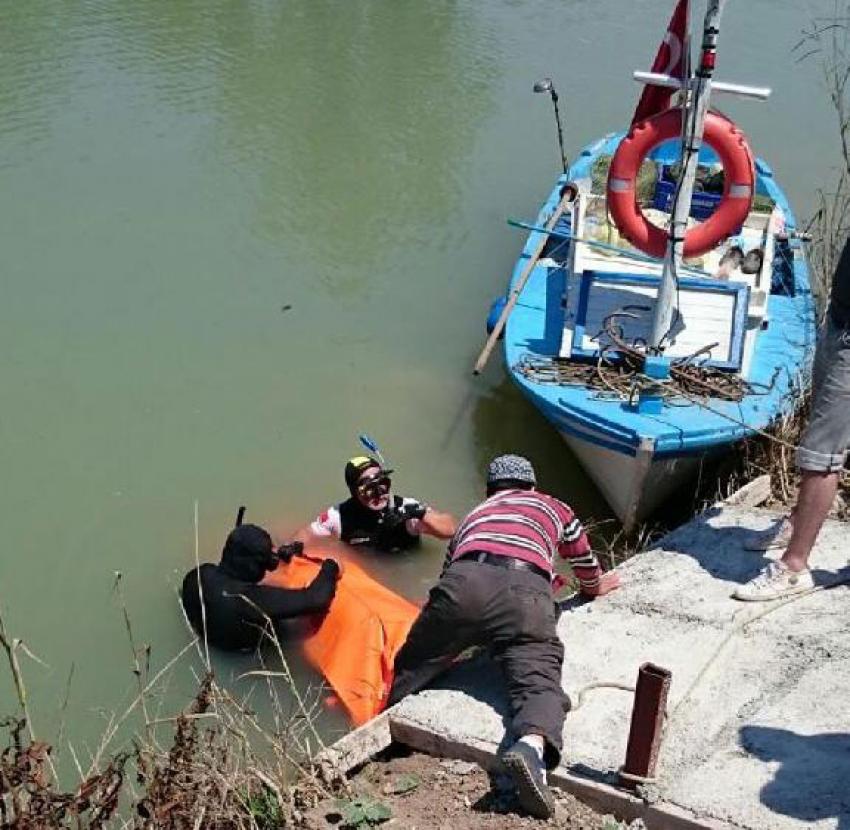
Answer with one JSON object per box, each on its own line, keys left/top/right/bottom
{"left": 619, "top": 662, "right": 672, "bottom": 789}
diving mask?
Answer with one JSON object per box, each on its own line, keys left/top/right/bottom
{"left": 356, "top": 473, "right": 392, "bottom": 501}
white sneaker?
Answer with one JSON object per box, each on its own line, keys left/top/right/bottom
{"left": 743, "top": 518, "right": 793, "bottom": 552}
{"left": 733, "top": 561, "right": 814, "bottom": 602}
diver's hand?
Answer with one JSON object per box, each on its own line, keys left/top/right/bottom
{"left": 309, "top": 559, "right": 341, "bottom": 609}
{"left": 275, "top": 541, "right": 304, "bottom": 564}
{"left": 379, "top": 506, "right": 406, "bottom": 529}
{"left": 381, "top": 502, "right": 426, "bottom": 529}
{"left": 401, "top": 502, "right": 427, "bottom": 521}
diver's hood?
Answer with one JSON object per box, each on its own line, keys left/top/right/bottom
{"left": 220, "top": 524, "right": 276, "bottom": 583}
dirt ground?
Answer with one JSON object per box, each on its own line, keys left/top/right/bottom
{"left": 302, "top": 748, "right": 638, "bottom": 830}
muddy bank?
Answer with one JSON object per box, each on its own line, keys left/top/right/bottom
{"left": 304, "top": 748, "right": 642, "bottom": 830}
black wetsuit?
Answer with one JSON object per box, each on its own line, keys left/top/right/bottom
{"left": 181, "top": 524, "right": 338, "bottom": 652}
{"left": 338, "top": 495, "right": 421, "bottom": 551}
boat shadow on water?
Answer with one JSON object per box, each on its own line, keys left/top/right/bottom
{"left": 470, "top": 376, "right": 615, "bottom": 526}
{"left": 469, "top": 376, "right": 749, "bottom": 538}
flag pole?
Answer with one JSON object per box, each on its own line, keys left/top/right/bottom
{"left": 648, "top": 0, "right": 725, "bottom": 351}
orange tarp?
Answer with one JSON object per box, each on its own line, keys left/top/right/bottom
{"left": 263, "top": 552, "right": 419, "bottom": 726}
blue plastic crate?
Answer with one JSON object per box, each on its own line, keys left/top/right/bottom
{"left": 651, "top": 179, "right": 723, "bottom": 220}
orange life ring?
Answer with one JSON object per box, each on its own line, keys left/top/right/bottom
{"left": 606, "top": 108, "right": 755, "bottom": 259}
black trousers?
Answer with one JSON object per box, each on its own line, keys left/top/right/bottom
{"left": 388, "top": 559, "right": 567, "bottom": 768}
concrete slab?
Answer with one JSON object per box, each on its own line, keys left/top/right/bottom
{"left": 317, "top": 712, "right": 392, "bottom": 777}
{"left": 388, "top": 507, "right": 850, "bottom": 830}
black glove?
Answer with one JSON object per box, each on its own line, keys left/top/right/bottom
{"left": 308, "top": 559, "right": 341, "bottom": 608}
{"left": 378, "top": 506, "right": 405, "bottom": 530}
{"left": 275, "top": 541, "right": 304, "bottom": 564}
{"left": 319, "top": 558, "right": 341, "bottom": 581}
{"left": 401, "top": 502, "right": 427, "bottom": 521}
{"left": 380, "top": 502, "right": 426, "bottom": 530}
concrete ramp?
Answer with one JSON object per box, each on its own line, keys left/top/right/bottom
{"left": 388, "top": 507, "right": 850, "bottom": 829}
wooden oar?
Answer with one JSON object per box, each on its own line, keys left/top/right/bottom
{"left": 472, "top": 191, "right": 574, "bottom": 375}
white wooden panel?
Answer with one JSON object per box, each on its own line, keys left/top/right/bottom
{"left": 560, "top": 272, "right": 589, "bottom": 357}
{"left": 576, "top": 282, "right": 737, "bottom": 362}
{"left": 570, "top": 196, "right": 589, "bottom": 276}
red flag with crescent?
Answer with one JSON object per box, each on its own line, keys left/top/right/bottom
{"left": 631, "top": 0, "right": 689, "bottom": 125}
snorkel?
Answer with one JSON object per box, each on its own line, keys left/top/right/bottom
{"left": 358, "top": 434, "right": 387, "bottom": 468}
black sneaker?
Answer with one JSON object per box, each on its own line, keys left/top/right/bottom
{"left": 501, "top": 740, "right": 555, "bottom": 820}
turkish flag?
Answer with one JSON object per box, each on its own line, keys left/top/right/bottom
{"left": 631, "top": 0, "right": 690, "bottom": 125}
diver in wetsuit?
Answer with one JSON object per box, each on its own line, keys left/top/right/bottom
{"left": 295, "top": 456, "right": 457, "bottom": 552}
{"left": 181, "top": 517, "right": 340, "bottom": 652}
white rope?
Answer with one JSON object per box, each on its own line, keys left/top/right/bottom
{"left": 566, "top": 575, "right": 850, "bottom": 784}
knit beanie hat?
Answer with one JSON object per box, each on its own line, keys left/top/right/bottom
{"left": 487, "top": 454, "right": 536, "bottom": 487}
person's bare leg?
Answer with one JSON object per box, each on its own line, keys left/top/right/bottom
{"left": 780, "top": 470, "right": 839, "bottom": 572}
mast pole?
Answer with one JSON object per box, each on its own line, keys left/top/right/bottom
{"left": 649, "top": 0, "right": 726, "bottom": 350}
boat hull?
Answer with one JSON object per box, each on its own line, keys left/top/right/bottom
{"left": 561, "top": 431, "right": 702, "bottom": 531}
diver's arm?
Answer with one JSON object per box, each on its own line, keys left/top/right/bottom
{"left": 417, "top": 508, "right": 457, "bottom": 540}
{"left": 397, "top": 498, "right": 457, "bottom": 540}
{"left": 235, "top": 561, "right": 340, "bottom": 623}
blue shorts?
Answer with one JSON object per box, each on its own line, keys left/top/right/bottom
{"left": 796, "top": 314, "right": 850, "bottom": 472}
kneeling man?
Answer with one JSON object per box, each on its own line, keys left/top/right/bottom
{"left": 388, "top": 455, "right": 620, "bottom": 819}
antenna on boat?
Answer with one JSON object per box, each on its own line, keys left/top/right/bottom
{"left": 533, "top": 77, "right": 568, "bottom": 174}
{"left": 637, "top": 0, "right": 772, "bottom": 351}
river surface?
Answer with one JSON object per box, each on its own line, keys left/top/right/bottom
{"left": 0, "top": 0, "right": 839, "bottom": 751}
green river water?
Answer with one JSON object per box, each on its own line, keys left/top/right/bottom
{"left": 0, "top": 0, "right": 838, "bottom": 749}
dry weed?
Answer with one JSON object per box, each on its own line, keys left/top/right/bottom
{"left": 0, "top": 596, "right": 344, "bottom": 829}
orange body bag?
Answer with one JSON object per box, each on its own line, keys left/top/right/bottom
{"left": 263, "top": 553, "right": 419, "bottom": 726}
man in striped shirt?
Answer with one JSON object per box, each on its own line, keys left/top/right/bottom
{"left": 387, "top": 455, "right": 620, "bottom": 820}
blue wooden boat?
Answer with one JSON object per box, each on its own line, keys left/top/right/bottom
{"left": 492, "top": 1, "right": 816, "bottom": 530}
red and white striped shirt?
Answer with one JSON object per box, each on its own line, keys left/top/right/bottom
{"left": 446, "top": 489, "right": 601, "bottom": 591}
